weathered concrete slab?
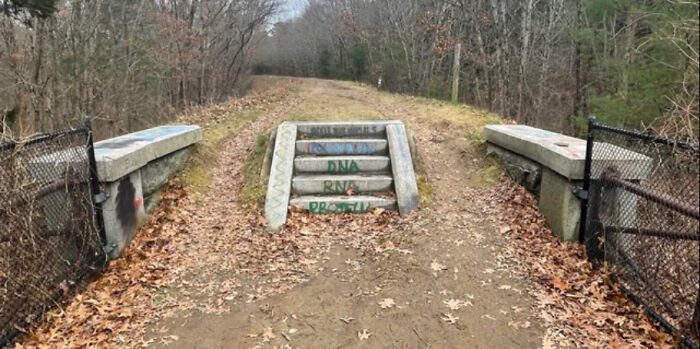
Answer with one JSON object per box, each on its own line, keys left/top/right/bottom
{"left": 484, "top": 125, "right": 651, "bottom": 180}
{"left": 296, "top": 139, "right": 387, "bottom": 156}
{"left": 290, "top": 196, "right": 396, "bottom": 214}
{"left": 94, "top": 125, "right": 202, "bottom": 182}
{"left": 294, "top": 156, "right": 390, "bottom": 173}
{"left": 102, "top": 170, "right": 147, "bottom": 259}
{"left": 386, "top": 124, "right": 419, "bottom": 215}
{"left": 538, "top": 168, "right": 581, "bottom": 241}
{"left": 141, "top": 146, "right": 194, "bottom": 196}
{"left": 293, "top": 174, "right": 393, "bottom": 195}
{"left": 264, "top": 123, "right": 298, "bottom": 230}
{"left": 486, "top": 144, "right": 542, "bottom": 193}
{"left": 293, "top": 120, "right": 401, "bottom": 138}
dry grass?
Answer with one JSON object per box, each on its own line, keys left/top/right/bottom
{"left": 286, "top": 94, "right": 386, "bottom": 122}
{"left": 182, "top": 110, "right": 261, "bottom": 198}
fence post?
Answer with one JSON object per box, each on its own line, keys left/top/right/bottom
{"left": 578, "top": 117, "right": 596, "bottom": 243}
{"left": 83, "top": 117, "right": 107, "bottom": 255}
{"left": 451, "top": 43, "right": 461, "bottom": 104}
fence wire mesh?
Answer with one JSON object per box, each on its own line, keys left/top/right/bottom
{"left": 0, "top": 128, "right": 105, "bottom": 345}
{"left": 582, "top": 121, "right": 699, "bottom": 345}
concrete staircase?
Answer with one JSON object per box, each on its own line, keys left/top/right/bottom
{"left": 265, "top": 121, "right": 419, "bottom": 230}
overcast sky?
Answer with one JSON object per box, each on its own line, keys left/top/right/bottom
{"left": 274, "top": 0, "right": 306, "bottom": 22}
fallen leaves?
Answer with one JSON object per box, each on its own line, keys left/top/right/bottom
{"left": 551, "top": 277, "right": 569, "bottom": 293}
{"left": 430, "top": 261, "right": 447, "bottom": 272}
{"left": 490, "top": 176, "right": 678, "bottom": 348}
{"left": 441, "top": 313, "right": 459, "bottom": 324}
{"left": 378, "top": 298, "right": 395, "bottom": 309}
{"left": 443, "top": 299, "right": 472, "bottom": 311}
{"left": 357, "top": 329, "right": 372, "bottom": 340}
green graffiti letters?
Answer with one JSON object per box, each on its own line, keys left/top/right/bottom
{"left": 323, "top": 180, "right": 359, "bottom": 194}
{"left": 327, "top": 160, "right": 360, "bottom": 173}
{"left": 308, "top": 201, "right": 372, "bottom": 214}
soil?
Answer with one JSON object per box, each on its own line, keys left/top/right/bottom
{"left": 145, "top": 78, "right": 544, "bottom": 349}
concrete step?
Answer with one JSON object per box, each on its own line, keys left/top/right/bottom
{"left": 292, "top": 174, "right": 393, "bottom": 195}
{"left": 290, "top": 195, "right": 397, "bottom": 214}
{"left": 296, "top": 139, "right": 387, "bottom": 156}
{"left": 294, "top": 120, "right": 402, "bottom": 138}
{"left": 294, "top": 156, "right": 391, "bottom": 174}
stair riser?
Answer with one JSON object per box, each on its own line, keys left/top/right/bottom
{"left": 294, "top": 121, "right": 401, "bottom": 139}
{"left": 290, "top": 197, "right": 397, "bottom": 214}
{"left": 294, "top": 157, "right": 390, "bottom": 173}
{"left": 296, "top": 140, "right": 387, "bottom": 156}
{"left": 293, "top": 178, "right": 393, "bottom": 195}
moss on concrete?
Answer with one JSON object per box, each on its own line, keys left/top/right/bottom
{"left": 469, "top": 157, "right": 502, "bottom": 188}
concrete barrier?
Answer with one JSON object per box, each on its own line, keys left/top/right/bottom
{"left": 94, "top": 125, "right": 202, "bottom": 258}
{"left": 484, "top": 125, "right": 651, "bottom": 241}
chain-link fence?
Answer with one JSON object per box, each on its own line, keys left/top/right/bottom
{"left": 0, "top": 125, "right": 105, "bottom": 346}
{"left": 581, "top": 119, "right": 699, "bottom": 346}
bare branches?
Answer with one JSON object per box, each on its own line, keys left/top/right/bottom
{"left": 0, "top": 0, "right": 280, "bottom": 140}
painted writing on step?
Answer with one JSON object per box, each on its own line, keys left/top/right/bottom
{"left": 308, "top": 125, "right": 381, "bottom": 137}
{"left": 308, "top": 201, "right": 372, "bottom": 214}
{"left": 323, "top": 180, "right": 358, "bottom": 194}
{"left": 307, "top": 142, "right": 379, "bottom": 155}
{"left": 327, "top": 160, "right": 360, "bottom": 173}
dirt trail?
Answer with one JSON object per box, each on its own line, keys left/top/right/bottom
{"left": 148, "top": 78, "right": 544, "bottom": 348}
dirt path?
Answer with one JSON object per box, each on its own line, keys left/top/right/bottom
{"left": 141, "top": 78, "right": 544, "bottom": 349}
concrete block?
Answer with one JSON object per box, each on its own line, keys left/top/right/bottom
{"left": 486, "top": 144, "right": 542, "bottom": 193}
{"left": 484, "top": 125, "right": 651, "bottom": 180}
{"left": 290, "top": 196, "right": 396, "bottom": 214}
{"left": 294, "top": 156, "right": 390, "bottom": 173}
{"left": 94, "top": 125, "right": 202, "bottom": 182}
{"left": 264, "top": 124, "right": 298, "bottom": 230}
{"left": 144, "top": 190, "right": 161, "bottom": 214}
{"left": 296, "top": 139, "right": 387, "bottom": 156}
{"left": 292, "top": 120, "right": 401, "bottom": 138}
{"left": 292, "top": 174, "right": 393, "bottom": 195}
{"left": 102, "top": 170, "right": 147, "bottom": 259}
{"left": 141, "top": 146, "right": 194, "bottom": 196}
{"left": 386, "top": 124, "right": 419, "bottom": 215}
{"left": 538, "top": 168, "right": 581, "bottom": 241}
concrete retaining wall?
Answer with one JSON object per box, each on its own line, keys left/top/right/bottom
{"left": 94, "top": 125, "right": 202, "bottom": 258}
{"left": 484, "top": 125, "right": 650, "bottom": 241}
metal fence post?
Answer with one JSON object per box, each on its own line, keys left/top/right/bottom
{"left": 83, "top": 117, "right": 107, "bottom": 252}
{"left": 578, "top": 116, "right": 596, "bottom": 244}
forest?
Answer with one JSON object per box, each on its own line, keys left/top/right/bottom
{"left": 0, "top": 0, "right": 279, "bottom": 140}
{"left": 253, "top": 0, "right": 699, "bottom": 138}
{"left": 1, "top": 0, "right": 698, "bottom": 140}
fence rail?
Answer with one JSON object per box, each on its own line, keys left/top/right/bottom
{"left": 581, "top": 118, "right": 700, "bottom": 347}
{"left": 0, "top": 122, "right": 105, "bottom": 346}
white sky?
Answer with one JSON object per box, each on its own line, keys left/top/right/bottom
{"left": 274, "top": 0, "right": 306, "bottom": 22}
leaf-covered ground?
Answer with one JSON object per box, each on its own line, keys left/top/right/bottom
{"left": 13, "top": 77, "right": 681, "bottom": 348}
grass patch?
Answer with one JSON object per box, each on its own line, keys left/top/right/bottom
{"left": 182, "top": 110, "right": 261, "bottom": 198}
{"left": 286, "top": 94, "right": 386, "bottom": 122}
{"left": 416, "top": 175, "right": 433, "bottom": 205}
{"left": 240, "top": 133, "right": 270, "bottom": 208}
{"left": 469, "top": 157, "right": 502, "bottom": 188}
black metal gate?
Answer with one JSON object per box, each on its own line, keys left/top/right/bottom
{"left": 579, "top": 118, "right": 700, "bottom": 347}
{"left": 0, "top": 119, "right": 106, "bottom": 346}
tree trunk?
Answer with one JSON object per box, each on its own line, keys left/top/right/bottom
{"left": 518, "top": 0, "right": 534, "bottom": 123}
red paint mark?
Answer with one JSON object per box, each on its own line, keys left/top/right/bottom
{"left": 133, "top": 198, "right": 143, "bottom": 208}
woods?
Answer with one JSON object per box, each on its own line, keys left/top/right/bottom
{"left": 0, "top": 0, "right": 280, "bottom": 140}
{"left": 253, "top": 0, "right": 699, "bottom": 138}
